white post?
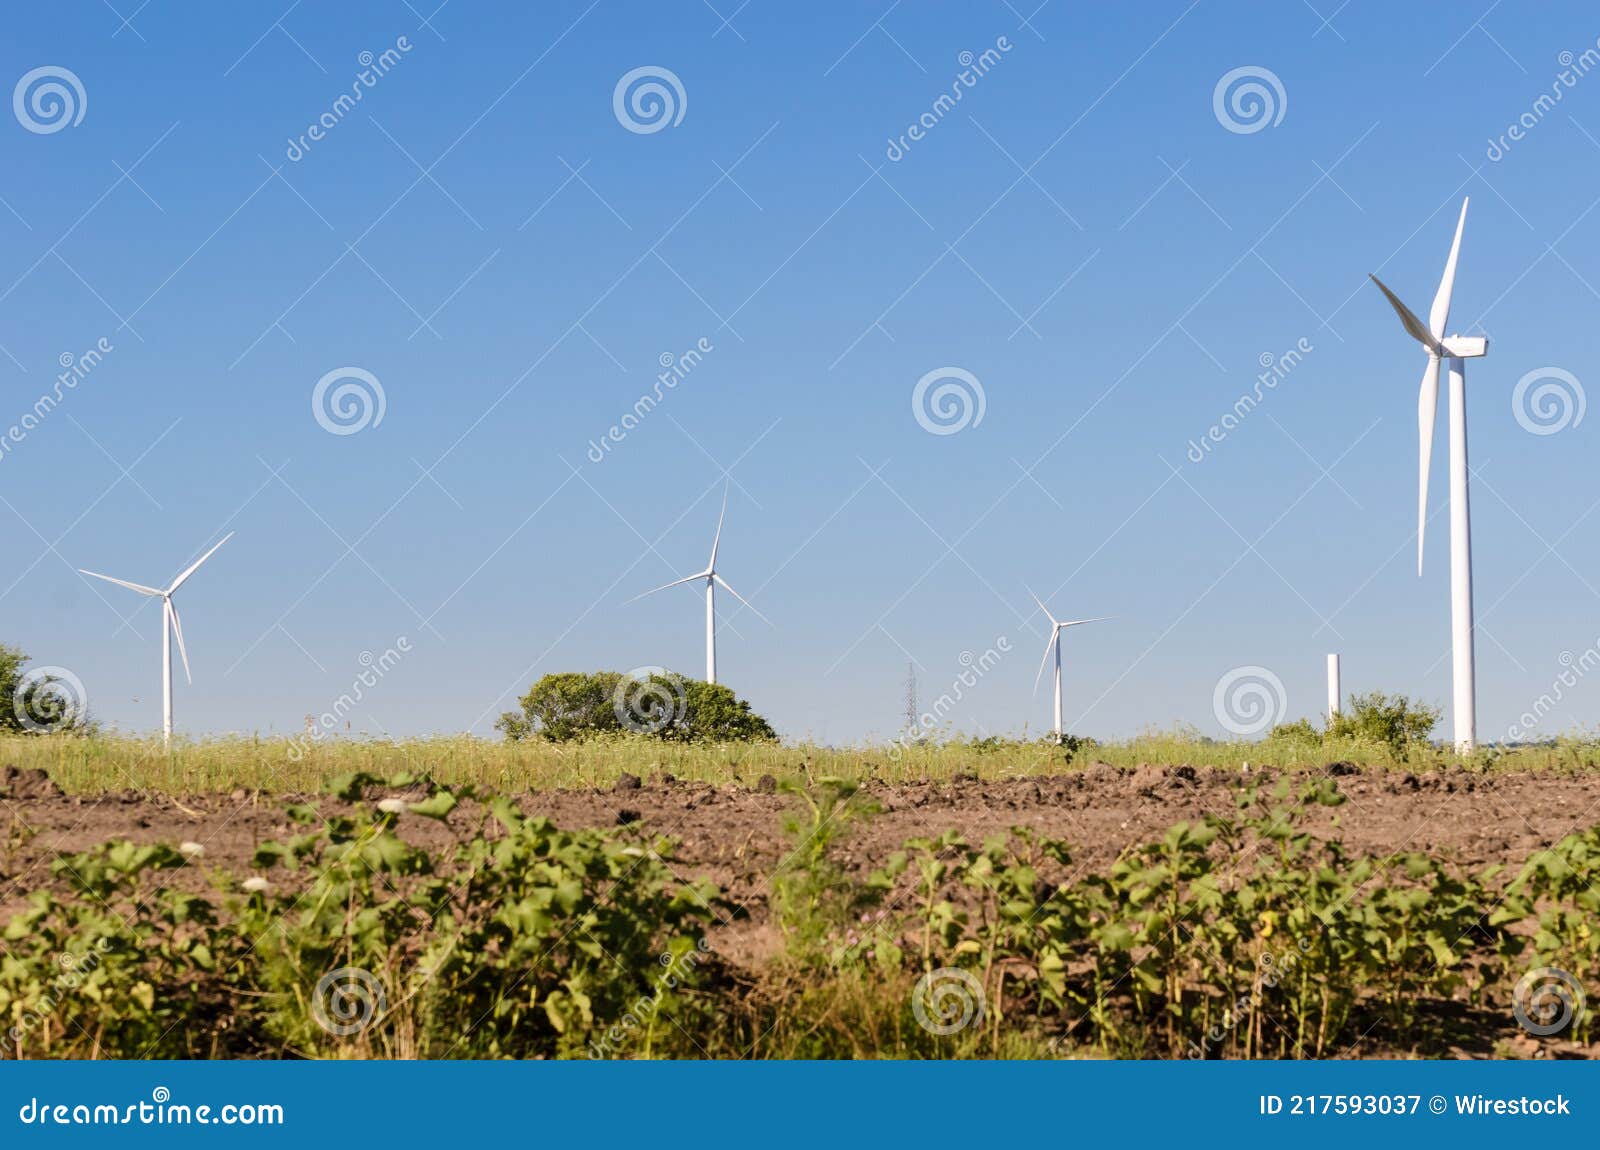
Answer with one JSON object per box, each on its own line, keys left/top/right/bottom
{"left": 704, "top": 577, "right": 717, "bottom": 684}
{"left": 1448, "top": 357, "right": 1477, "bottom": 752}
{"left": 161, "top": 604, "right": 173, "bottom": 744}
{"left": 1326, "top": 653, "right": 1341, "bottom": 722}
{"left": 1052, "top": 635, "right": 1063, "bottom": 742}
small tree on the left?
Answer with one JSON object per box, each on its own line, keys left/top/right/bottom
{"left": 0, "top": 642, "right": 87, "bottom": 734}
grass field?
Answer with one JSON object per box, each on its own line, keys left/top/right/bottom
{"left": 4, "top": 728, "right": 1599, "bottom": 795}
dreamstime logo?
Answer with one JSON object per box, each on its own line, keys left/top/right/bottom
{"left": 1212, "top": 66, "right": 1286, "bottom": 134}
{"left": 912, "top": 367, "right": 985, "bottom": 436}
{"left": 1513, "top": 966, "right": 1585, "bottom": 1037}
{"left": 587, "top": 338, "right": 714, "bottom": 463}
{"left": 1512, "top": 367, "right": 1585, "bottom": 436}
{"left": 1212, "top": 665, "right": 1287, "bottom": 736}
{"left": 884, "top": 36, "right": 1014, "bottom": 162}
{"left": 1187, "top": 338, "right": 1314, "bottom": 463}
{"left": 5, "top": 939, "right": 111, "bottom": 1051}
{"left": 1486, "top": 43, "right": 1600, "bottom": 162}
{"left": 613, "top": 66, "right": 686, "bottom": 134}
{"left": 285, "top": 36, "right": 414, "bottom": 162}
{"left": 286, "top": 638, "right": 412, "bottom": 761}
{"left": 0, "top": 337, "right": 114, "bottom": 466}
{"left": 12, "top": 666, "right": 87, "bottom": 732}
{"left": 612, "top": 666, "right": 688, "bottom": 734}
{"left": 912, "top": 967, "right": 986, "bottom": 1035}
{"left": 311, "top": 967, "right": 386, "bottom": 1036}
{"left": 312, "top": 367, "right": 386, "bottom": 435}
{"left": 13, "top": 66, "right": 87, "bottom": 134}
{"left": 1506, "top": 642, "right": 1600, "bottom": 741}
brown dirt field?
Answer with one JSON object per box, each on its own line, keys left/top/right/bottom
{"left": 6, "top": 762, "right": 1600, "bottom": 967}
{"left": 6, "top": 761, "right": 1599, "bottom": 1058}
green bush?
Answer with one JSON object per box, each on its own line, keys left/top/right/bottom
{"left": 1327, "top": 691, "right": 1440, "bottom": 757}
{"left": 0, "top": 643, "right": 88, "bottom": 735}
{"left": 496, "top": 670, "right": 775, "bottom": 744}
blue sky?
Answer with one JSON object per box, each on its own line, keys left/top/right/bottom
{"left": 3, "top": 1, "right": 1598, "bottom": 745}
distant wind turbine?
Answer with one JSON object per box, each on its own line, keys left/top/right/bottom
{"left": 627, "top": 488, "right": 762, "bottom": 684}
{"left": 1029, "top": 589, "right": 1107, "bottom": 744}
{"left": 79, "top": 532, "right": 233, "bottom": 743}
{"left": 1368, "top": 196, "right": 1488, "bottom": 752}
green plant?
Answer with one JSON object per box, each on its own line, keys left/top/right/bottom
{"left": 771, "top": 777, "right": 883, "bottom": 963}
{"left": 1326, "top": 692, "right": 1440, "bottom": 758}
{"left": 0, "top": 643, "right": 89, "bottom": 735}
{"left": 0, "top": 842, "right": 246, "bottom": 1058}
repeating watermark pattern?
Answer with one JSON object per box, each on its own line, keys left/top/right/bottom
{"left": 612, "top": 666, "right": 688, "bottom": 734}
{"left": 286, "top": 638, "right": 411, "bottom": 761}
{"left": 311, "top": 967, "right": 387, "bottom": 1036}
{"left": 13, "top": 66, "right": 86, "bottom": 134}
{"left": 1512, "top": 966, "right": 1585, "bottom": 1037}
{"left": 912, "top": 366, "right": 986, "bottom": 436}
{"left": 887, "top": 636, "right": 1011, "bottom": 758}
{"left": 1212, "top": 66, "right": 1286, "bottom": 135}
{"left": 586, "top": 939, "right": 712, "bottom": 1058}
{"left": 613, "top": 66, "right": 686, "bottom": 134}
{"left": 312, "top": 367, "right": 386, "bottom": 435}
{"left": 911, "top": 967, "right": 986, "bottom": 1035}
{"left": 1506, "top": 642, "right": 1600, "bottom": 741}
{"left": 4, "top": 940, "right": 112, "bottom": 1053}
{"left": 1511, "top": 367, "right": 1584, "bottom": 436}
{"left": 1212, "top": 665, "right": 1287, "bottom": 736}
{"left": 587, "top": 338, "right": 713, "bottom": 463}
{"left": 884, "top": 37, "right": 1014, "bottom": 162}
{"left": 1486, "top": 44, "right": 1600, "bottom": 162}
{"left": 11, "top": 665, "right": 88, "bottom": 732}
{"left": 0, "top": 338, "right": 113, "bottom": 465}
{"left": 284, "top": 37, "right": 414, "bottom": 162}
{"left": 1186, "top": 338, "right": 1313, "bottom": 464}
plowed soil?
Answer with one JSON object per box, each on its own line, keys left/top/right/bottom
{"left": 6, "top": 762, "right": 1598, "bottom": 962}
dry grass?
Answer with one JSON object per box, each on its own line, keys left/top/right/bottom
{"left": 4, "top": 728, "right": 1599, "bottom": 795}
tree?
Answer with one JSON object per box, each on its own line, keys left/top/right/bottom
{"left": 1326, "top": 691, "right": 1439, "bottom": 757}
{"left": 497, "top": 670, "right": 776, "bottom": 744}
{"left": 0, "top": 642, "right": 86, "bottom": 734}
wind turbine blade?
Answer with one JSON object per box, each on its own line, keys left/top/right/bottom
{"left": 708, "top": 484, "right": 728, "bottom": 572}
{"left": 1059, "top": 616, "right": 1113, "bottom": 628}
{"left": 1429, "top": 198, "right": 1468, "bottom": 340}
{"left": 78, "top": 570, "right": 163, "bottom": 597}
{"left": 1368, "top": 275, "right": 1443, "bottom": 355}
{"left": 712, "top": 573, "right": 769, "bottom": 624}
{"left": 623, "top": 572, "right": 706, "bottom": 605}
{"left": 1033, "top": 631, "right": 1057, "bottom": 696}
{"left": 166, "top": 599, "right": 192, "bottom": 685}
{"left": 1417, "top": 356, "right": 1440, "bottom": 577}
{"left": 166, "top": 532, "right": 233, "bottom": 594}
{"left": 1025, "top": 586, "right": 1059, "bottom": 628}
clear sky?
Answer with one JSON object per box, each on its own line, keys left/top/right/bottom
{"left": 3, "top": 1, "right": 1598, "bottom": 745}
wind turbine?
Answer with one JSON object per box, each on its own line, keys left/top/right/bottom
{"left": 1028, "top": 589, "right": 1107, "bottom": 744}
{"left": 628, "top": 489, "right": 761, "bottom": 684}
{"left": 1369, "top": 197, "right": 1488, "bottom": 752}
{"left": 79, "top": 533, "right": 233, "bottom": 743}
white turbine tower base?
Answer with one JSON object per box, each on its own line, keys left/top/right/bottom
{"left": 1326, "top": 653, "right": 1341, "bottom": 722}
{"left": 629, "top": 486, "right": 764, "bottom": 685}
{"left": 1370, "top": 197, "right": 1487, "bottom": 753}
{"left": 1028, "top": 589, "right": 1107, "bottom": 744}
{"left": 79, "top": 532, "right": 233, "bottom": 744}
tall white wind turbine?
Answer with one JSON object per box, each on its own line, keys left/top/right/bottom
{"left": 79, "top": 532, "right": 233, "bottom": 743}
{"left": 1369, "top": 197, "right": 1488, "bottom": 752}
{"left": 628, "top": 489, "right": 762, "bottom": 684}
{"left": 1029, "top": 589, "right": 1107, "bottom": 744}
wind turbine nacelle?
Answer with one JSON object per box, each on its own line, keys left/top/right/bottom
{"left": 1441, "top": 335, "right": 1488, "bottom": 359}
